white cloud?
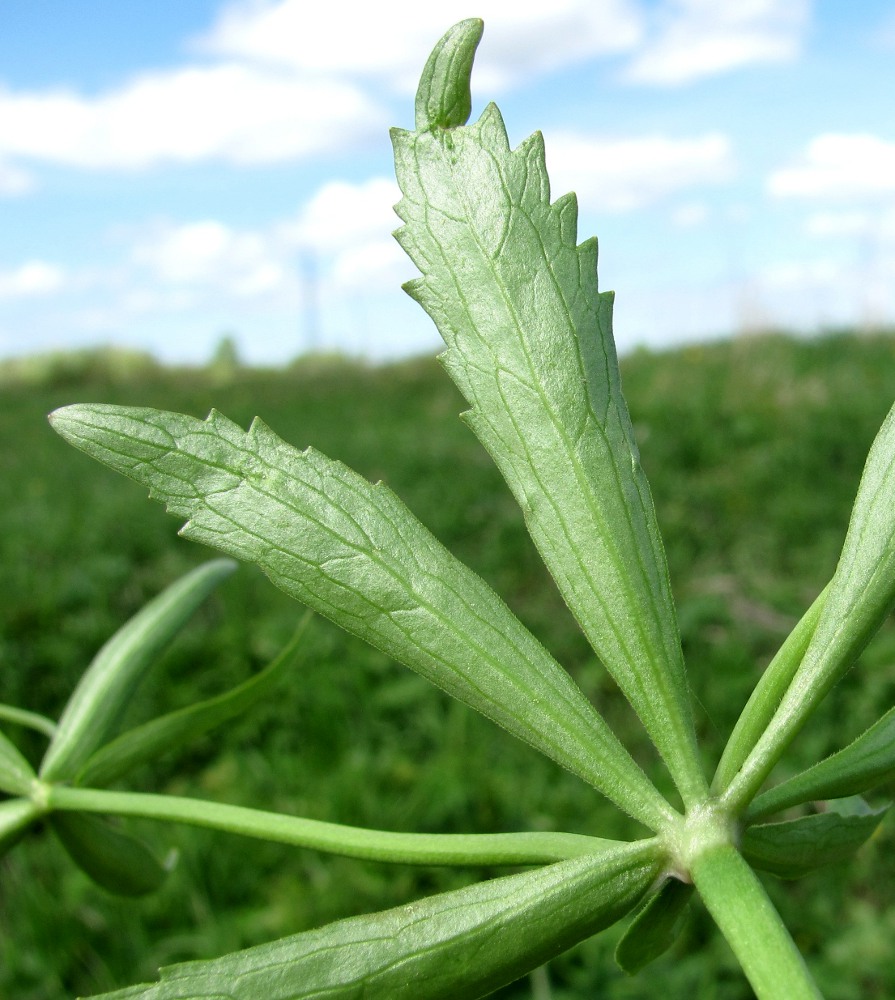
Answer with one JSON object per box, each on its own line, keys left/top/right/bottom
{"left": 197, "top": 0, "right": 645, "bottom": 92}
{"left": 769, "top": 134, "right": 895, "bottom": 199}
{"left": 623, "top": 0, "right": 811, "bottom": 86}
{"left": 0, "top": 261, "right": 65, "bottom": 299}
{"left": 545, "top": 131, "right": 733, "bottom": 212}
{"left": 132, "top": 220, "right": 286, "bottom": 297}
{"left": 284, "top": 178, "right": 401, "bottom": 252}
{"left": 0, "top": 63, "right": 383, "bottom": 173}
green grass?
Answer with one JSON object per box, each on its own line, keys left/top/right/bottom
{"left": 2, "top": 332, "right": 895, "bottom": 998}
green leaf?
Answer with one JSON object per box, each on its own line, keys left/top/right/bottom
{"left": 614, "top": 877, "right": 694, "bottom": 974}
{"left": 749, "top": 706, "right": 895, "bottom": 820}
{"left": 51, "top": 812, "right": 172, "bottom": 897}
{"left": 0, "top": 797, "right": 41, "bottom": 857}
{"left": 49, "top": 404, "right": 674, "bottom": 832}
{"left": 713, "top": 587, "right": 827, "bottom": 794}
{"left": 85, "top": 841, "right": 662, "bottom": 1000}
{"left": 39, "top": 558, "right": 236, "bottom": 782}
{"left": 0, "top": 728, "right": 36, "bottom": 795}
{"left": 741, "top": 802, "right": 888, "bottom": 879}
{"left": 415, "top": 18, "right": 482, "bottom": 131}
{"left": 392, "top": 26, "right": 704, "bottom": 807}
{"left": 75, "top": 615, "right": 310, "bottom": 788}
{"left": 726, "top": 401, "right": 895, "bottom": 809}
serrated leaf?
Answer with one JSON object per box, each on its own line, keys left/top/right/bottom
{"left": 741, "top": 804, "right": 888, "bottom": 879}
{"left": 85, "top": 841, "right": 662, "bottom": 1000}
{"left": 0, "top": 798, "right": 41, "bottom": 857}
{"left": 76, "top": 615, "right": 310, "bottom": 788}
{"left": 0, "top": 728, "right": 36, "bottom": 795}
{"left": 40, "top": 559, "right": 237, "bottom": 782}
{"left": 50, "top": 404, "right": 674, "bottom": 832}
{"left": 728, "top": 400, "right": 895, "bottom": 806}
{"left": 52, "top": 812, "right": 171, "bottom": 897}
{"left": 749, "top": 706, "right": 895, "bottom": 820}
{"left": 614, "top": 877, "right": 694, "bottom": 974}
{"left": 391, "top": 26, "right": 703, "bottom": 806}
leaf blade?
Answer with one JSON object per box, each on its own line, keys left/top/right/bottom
{"left": 84, "top": 841, "right": 663, "bottom": 1000}
{"left": 51, "top": 812, "right": 171, "bottom": 897}
{"left": 76, "top": 615, "right": 310, "bottom": 788}
{"left": 50, "top": 403, "right": 674, "bottom": 831}
{"left": 726, "top": 401, "right": 895, "bottom": 809}
{"left": 40, "top": 559, "right": 237, "bottom": 782}
{"left": 741, "top": 804, "right": 888, "bottom": 879}
{"left": 392, "top": 30, "right": 703, "bottom": 805}
{"left": 749, "top": 706, "right": 895, "bottom": 820}
{"left": 614, "top": 877, "right": 694, "bottom": 974}
{"left": 0, "top": 728, "right": 36, "bottom": 795}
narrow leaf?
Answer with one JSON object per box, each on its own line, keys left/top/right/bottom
{"left": 726, "top": 401, "right": 895, "bottom": 809}
{"left": 741, "top": 803, "right": 888, "bottom": 879}
{"left": 749, "top": 706, "right": 895, "bottom": 820}
{"left": 0, "top": 728, "right": 36, "bottom": 795}
{"left": 392, "top": 24, "right": 704, "bottom": 805}
{"left": 0, "top": 797, "right": 41, "bottom": 857}
{"left": 85, "top": 841, "right": 662, "bottom": 1000}
{"left": 614, "top": 877, "right": 694, "bottom": 974}
{"left": 50, "top": 404, "right": 674, "bottom": 832}
{"left": 713, "top": 587, "right": 827, "bottom": 794}
{"left": 40, "top": 559, "right": 237, "bottom": 782}
{"left": 76, "top": 615, "right": 310, "bottom": 788}
{"left": 51, "top": 812, "right": 171, "bottom": 897}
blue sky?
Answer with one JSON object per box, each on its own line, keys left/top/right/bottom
{"left": 1, "top": 0, "right": 894, "bottom": 364}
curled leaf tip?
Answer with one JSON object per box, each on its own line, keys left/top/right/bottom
{"left": 415, "top": 18, "right": 483, "bottom": 132}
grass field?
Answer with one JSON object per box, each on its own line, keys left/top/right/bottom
{"left": 2, "top": 332, "right": 895, "bottom": 998}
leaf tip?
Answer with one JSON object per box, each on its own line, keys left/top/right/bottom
{"left": 414, "top": 18, "right": 484, "bottom": 132}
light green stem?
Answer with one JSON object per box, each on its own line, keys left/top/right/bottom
{"left": 47, "top": 785, "right": 636, "bottom": 867}
{"left": 0, "top": 704, "right": 56, "bottom": 738}
{"left": 691, "top": 843, "right": 822, "bottom": 1000}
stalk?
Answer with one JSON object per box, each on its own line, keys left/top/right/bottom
{"left": 47, "top": 785, "right": 640, "bottom": 868}
{"left": 690, "top": 842, "right": 822, "bottom": 1000}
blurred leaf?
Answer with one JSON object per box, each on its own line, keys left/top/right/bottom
{"left": 75, "top": 614, "right": 310, "bottom": 788}
{"left": 51, "top": 812, "right": 172, "bottom": 897}
{"left": 85, "top": 841, "right": 662, "bottom": 999}
{"left": 40, "top": 559, "right": 237, "bottom": 782}
{"left": 615, "top": 877, "right": 694, "bottom": 973}
{"left": 0, "top": 728, "right": 36, "bottom": 795}
{"left": 0, "top": 797, "right": 41, "bottom": 857}
{"left": 741, "top": 803, "right": 888, "bottom": 879}
{"left": 49, "top": 404, "right": 672, "bottom": 832}
{"left": 750, "top": 706, "right": 895, "bottom": 819}
{"left": 392, "top": 22, "right": 703, "bottom": 806}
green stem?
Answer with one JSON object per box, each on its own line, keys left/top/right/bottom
{"left": 690, "top": 843, "right": 822, "bottom": 1000}
{"left": 0, "top": 704, "right": 56, "bottom": 739}
{"left": 47, "top": 785, "right": 636, "bottom": 867}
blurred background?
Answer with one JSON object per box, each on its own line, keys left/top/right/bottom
{"left": 2, "top": 2, "right": 895, "bottom": 998}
